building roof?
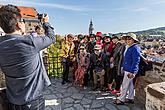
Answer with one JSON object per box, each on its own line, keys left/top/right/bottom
{"left": 17, "top": 6, "right": 38, "bottom": 19}
{"left": 0, "top": 5, "right": 38, "bottom": 19}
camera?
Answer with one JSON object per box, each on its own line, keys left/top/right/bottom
{"left": 37, "top": 13, "right": 47, "bottom": 22}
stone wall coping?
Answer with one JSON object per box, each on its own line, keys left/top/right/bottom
{"left": 147, "top": 82, "right": 165, "bottom": 99}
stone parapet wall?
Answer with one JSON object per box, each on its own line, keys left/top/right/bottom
{"left": 0, "top": 69, "right": 7, "bottom": 110}
{"left": 135, "top": 62, "right": 165, "bottom": 109}
{"left": 146, "top": 82, "right": 165, "bottom": 110}
{"left": 0, "top": 69, "right": 5, "bottom": 88}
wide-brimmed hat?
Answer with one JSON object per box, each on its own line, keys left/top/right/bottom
{"left": 67, "top": 34, "right": 74, "bottom": 38}
{"left": 120, "top": 34, "right": 127, "bottom": 40}
{"left": 103, "top": 33, "right": 110, "bottom": 38}
{"left": 127, "top": 33, "right": 139, "bottom": 42}
{"left": 94, "top": 44, "right": 102, "bottom": 50}
{"left": 78, "top": 34, "right": 84, "bottom": 39}
{"left": 96, "top": 32, "right": 102, "bottom": 37}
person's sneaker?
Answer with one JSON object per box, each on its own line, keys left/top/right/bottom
{"left": 116, "top": 92, "right": 121, "bottom": 97}
{"left": 111, "top": 90, "right": 120, "bottom": 95}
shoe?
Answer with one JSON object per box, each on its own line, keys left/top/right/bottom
{"left": 113, "top": 99, "right": 125, "bottom": 105}
{"left": 125, "top": 99, "right": 134, "bottom": 104}
{"left": 111, "top": 90, "right": 120, "bottom": 95}
{"left": 62, "top": 81, "right": 66, "bottom": 85}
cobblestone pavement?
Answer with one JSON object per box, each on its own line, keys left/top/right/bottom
{"left": 44, "top": 77, "right": 145, "bottom": 110}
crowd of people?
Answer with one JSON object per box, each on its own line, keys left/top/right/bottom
{"left": 60, "top": 32, "right": 143, "bottom": 105}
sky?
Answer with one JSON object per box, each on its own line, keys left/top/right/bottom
{"left": 0, "top": 0, "right": 165, "bottom": 35}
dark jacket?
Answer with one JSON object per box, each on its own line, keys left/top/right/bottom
{"left": 112, "top": 42, "right": 126, "bottom": 76}
{"left": 86, "top": 41, "right": 96, "bottom": 54}
{"left": 0, "top": 23, "right": 55, "bottom": 105}
{"left": 90, "top": 52, "right": 106, "bottom": 72}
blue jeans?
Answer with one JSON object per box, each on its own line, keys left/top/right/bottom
{"left": 8, "top": 95, "right": 45, "bottom": 110}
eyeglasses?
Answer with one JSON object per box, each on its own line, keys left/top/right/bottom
{"left": 19, "top": 18, "right": 25, "bottom": 23}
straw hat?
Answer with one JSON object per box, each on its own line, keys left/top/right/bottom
{"left": 127, "top": 33, "right": 139, "bottom": 42}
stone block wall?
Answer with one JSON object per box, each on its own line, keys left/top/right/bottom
{"left": 146, "top": 82, "right": 165, "bottom": 110}
{"left": 0, "top": 69, "right": 5, "bottom": 88}
{"left": 0, "top": 69, "right": 7, "bottom": 110}
{"left": 135, "top": 62, "right": 165, "bottom": 109}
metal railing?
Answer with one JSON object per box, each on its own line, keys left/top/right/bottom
{"left": 43, "top": 52, "right": 63, "bottom": 78}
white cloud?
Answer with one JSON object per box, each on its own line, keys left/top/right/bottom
{"left": 132, "top": 7, "right": 150, "bottom": 12}
{"left": 147, "top": 0, "right": 165, "bottom": 5}
{"left": 113, "top": 7, "right": 150, "bottom": 13}
{"left": 0, "top": 0, "right": 89, "bottom": 12}
{"left": 113, "top": 7, "right": 130, "bottom": 11}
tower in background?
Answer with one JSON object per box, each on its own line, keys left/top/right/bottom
{"left": 89, "top": 19, "right": 94, "bottom": 35}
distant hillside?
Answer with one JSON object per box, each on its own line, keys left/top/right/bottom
{"left": 116, "top": 26, "right": 165, "bottom": 39}
{"left": 135, "top": 27, "right": 165, "bottom": 37}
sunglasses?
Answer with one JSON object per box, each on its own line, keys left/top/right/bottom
{"left": 127, "top": 37, "right": 132, "bottom": 40}
{"left": 19, "top": 18, "right": 25, "bottom": 23}
{"left": 94, "top": 49, "right": 99, "bottom": 51}
{"left": 80, "top": 48, "right": 85, "bottom": 50}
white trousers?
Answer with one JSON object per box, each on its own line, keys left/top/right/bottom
{"left": 118, "top": 71, "right": 135, "bottom": 102}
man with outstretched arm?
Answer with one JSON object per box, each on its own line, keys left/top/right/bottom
{"left": 0, "top": 4, "right": 56, "bottom": 110}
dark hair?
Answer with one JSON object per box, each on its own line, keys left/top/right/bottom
{"left": 35, "top": 25, "right": 42, "bottom": 31}
{"left": 112, "top": 35, "right": 119, "bottom": 40}
{"left": 0, "top": 4, "right": 21, "bottom": 33}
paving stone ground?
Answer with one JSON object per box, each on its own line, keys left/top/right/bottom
{"left": 44, "top": 77, "right": 145, "bottom": 110}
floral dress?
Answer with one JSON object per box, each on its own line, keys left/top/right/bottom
{"left": 74, "top": 52, "right": 90, "bottom": 85}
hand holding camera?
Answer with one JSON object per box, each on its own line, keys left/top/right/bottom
{"left": 38, "top": 13, "right": 49, "bottom": 23}
{"left": 42, "top": 14, "right": 49, "bottom": 23}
